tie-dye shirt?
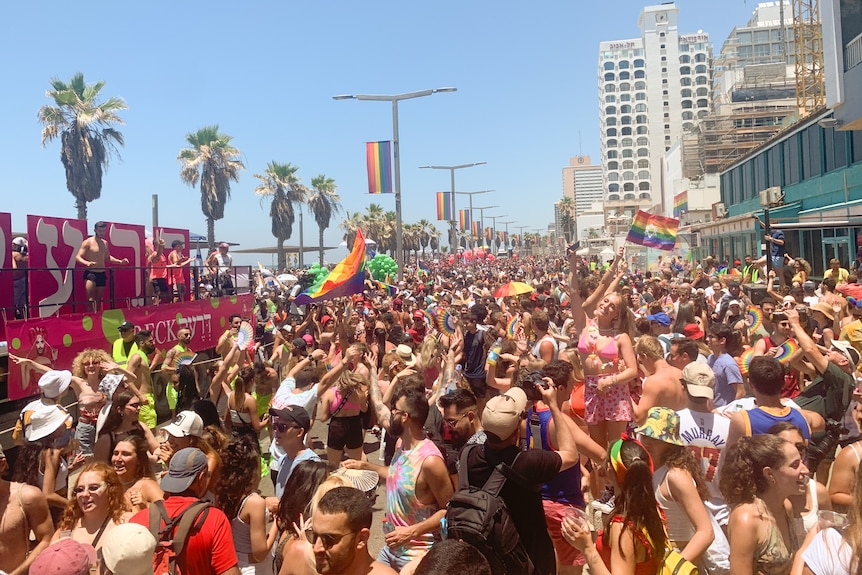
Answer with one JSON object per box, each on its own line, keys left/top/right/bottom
{"left": 383, "top": 438, "right": 444, "bottom": 561}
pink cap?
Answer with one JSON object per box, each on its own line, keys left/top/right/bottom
{"left": 302, "top": 334, "right": 314, "bottom": 346}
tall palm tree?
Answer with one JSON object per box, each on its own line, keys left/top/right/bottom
{"left": 559, "top": 196, "right": 576, "bottom": 243}
{"left": 340, "top": 210, "right": 363, "bottom": 248}
{"left": 307, "top": 175, "right": 342, "bottom": 266}
{"left": 417, "top": 219, "right": 434, "bottom": 256}
{"left": 178, "top": 126, "right": 244, "bottom": 251}
{"left": 253, "top": 162, "right": 306, "bottom": 270}
{"left": 38, "top": 73, "right": 127, "bottom": 220}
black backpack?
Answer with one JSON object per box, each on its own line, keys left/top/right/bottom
{"left": 445, "top": 444, "right": 535, "bottom": 575}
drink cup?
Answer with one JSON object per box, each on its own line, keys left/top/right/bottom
{"left": 564, "top": 506, "right": 589, "bottom": 530}
{"left": 818, "top": 510, "right": 848, "bottom": 529}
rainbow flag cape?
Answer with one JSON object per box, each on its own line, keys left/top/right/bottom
{"left": 626, "top": 210, "right": 678, "bottom": 251}
{"left": 436, "top": 192, "right": 454, "bottom": 221}
{"left": 673, "top": 191, "right": 688, "bottom": 218}
{"left": 295, "top": 229, "right": 367, "bottom": 304}
{"left": 366, "top": 141, "right": 393, "bottom": 194}
{"left": 458, "top": 210, "right": 471, "bottom": 231}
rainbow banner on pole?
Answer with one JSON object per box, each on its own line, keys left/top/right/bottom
{"left": 471, "top": 221, "right": 481, "bottom": 237}
{"left": 366, "top": 141, "right": 393, "bottom": 194}
{"left": 436, "top": 192, "right": 454, "bottom": 221}
{"left": 673, "top": 190, "right": 688, "bottom": 218}
{"left": 626, "top": 210, "right": 679, "bottom": 251}
{"left": 485, "top": 227, "right": 492, "bottom": 242}
{"left": 458, "top": 210, "right": 471, "bottom": 231}
{"left": 295, "top": 229, "right": 367, "bottom": 304}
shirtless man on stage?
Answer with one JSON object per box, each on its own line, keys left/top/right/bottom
{"left": 76, "top": 221, "right": 129, "bottom": 311}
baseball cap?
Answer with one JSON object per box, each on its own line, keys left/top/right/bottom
{"left": 321, "top": 315, "right": 333, "bottom": 325}
{"left": 728, "top": 299, "right": 742, "bottom": 308}
{"left": 681, "top": 363, "right": 715, "bottom": 400}
{"left": 634, "top": 406, "right": 684, "bottom": 446}
{"left": 292, "top": 337, "right": 308, "bottom": 350}
{"left": 26, "top": 404, "right": 71, "bottom": 442}
{"left": 413, "top": 310, "right": 425, "bottom": 320}
{"left": 646, "top": 312, "right": 671, "bottom": 326}
{"left": 218, "top": 242, "right": 229, "bottom": 248}
{"left": 395, "top": 344, "right": 417, "bottom": 367}
{"left": 803, "top": 280, "right": 816, "bottom": 291}
{"left": 482, "top": 387, "right": 528, "bottom": 442}
{"left": 269, "top": 405, "right": 311, "bottom": 433}
{"left": 302, "top": 334, "right": 314, "bottom": 346}
{"left": 831, "top": 340, "right": 861, "bottom": 367}
{"left": 162, "top": 411, "right": 204, "bottom": 438}
{"left": 100, "top": 523, "right": 157, "bottom": 575}
{"left": 29, "top": 539, "right": 96, "bottom": 575}
{"left": 160, "top": 447, "right": 209, "bottom": 493}
{"left": 682, "top": 323, "right": 705, "bottom": 340}
{"left": 118, "top": 321, "right": 135, "bottom": 331}
{"left": 38, "top": 370, "right": 72, "bottom": 399}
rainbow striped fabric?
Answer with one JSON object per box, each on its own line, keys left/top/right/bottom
{"left": 458, "top": 210, "right": 471, "bottom": 231}
{"left": 366, "top": 141, "right": 393, "bottom": 194}
{"left": 436, "top": 192, "right": 454, "bottom": 221}
{"left": 471, "top": 221, "right": 481, "bottom": 237}
{"left": 626, "top": 210, "right": 679, "bottom": 251}
{"left": 295, "top": 229, "right": 367, "bottom": 304}
{"left": 673, "top": 191, "right": 688, "bottom": 218}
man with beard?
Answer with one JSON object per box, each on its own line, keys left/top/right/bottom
{"left": 310, "top": 486, "right": 396, "bottom": 575}
{"left": 438, "top": 389, "right": 484, "bottom": 450}
{"left": 127, "top": 329, "right": 162, "bottom": 430}
{"left": 75, "top": 221, "right": 129, "bottom": 311}
{"left": 343, "top": 387, "right": 452, "bottom": 571}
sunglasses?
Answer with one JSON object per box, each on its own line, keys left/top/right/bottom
{"left": 305, "top": 528, "right": 355, "bottom": 549}
{"left": 73, "top": 483, "right": 105, "bottom": 496}
{"left": 273, "top": 422, "right": 298, "bottom": 433}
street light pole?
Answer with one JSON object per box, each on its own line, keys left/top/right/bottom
{"left": 515, "top": 225, "right": 529, "bottom": 255}
{"left": 334, "top": 88, "right": 457, "bottom": 280}
{"left": 472, "top": 205, "right": 498, "bottom": 249}
{"left": 419, "top": 162, "right": 487, "bottom": 257}
{"left": 454, "top": 190, "right": 493, "bottom": 258}
{"left": 499, "top": 220, "right": 515, "bottom": 254}
{"left": 486, "top": 214, "right": 508, "bottom": 253}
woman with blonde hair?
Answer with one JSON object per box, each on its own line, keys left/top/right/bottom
{"left": 53, "top": 462, "right": 130, "bottom": 552}
{"left": 319, "top": 368, "right": 368, "bottom": 470}
{"left": 792, "top": 259, "right": 812, "bottom": 287}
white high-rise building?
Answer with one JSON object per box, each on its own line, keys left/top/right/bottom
{"left": 562, "top": 156, "right": 604, "bottom": 215}
{"left": 599, "top": 3, "right": 713, "bottom": 218}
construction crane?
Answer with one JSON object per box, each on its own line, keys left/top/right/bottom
{"left": 792, "top": 0, "right": 826, "bottom": 115}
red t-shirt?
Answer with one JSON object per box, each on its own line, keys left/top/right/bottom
{"left": 130, "top": 496, "right": 237, "bottom": 575}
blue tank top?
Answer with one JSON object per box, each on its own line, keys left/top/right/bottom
{"left": 526, "top": 407, "right": 585, "bottom": 507}
{"left": 742, "top": 406, "right": 810, "bottom": 440}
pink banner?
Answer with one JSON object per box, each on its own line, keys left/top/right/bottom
{"left": 104, "top": 221, "right": 147, "bottom": 308}
{"left": 0, "top": 212, "right": 13, "bottom": 339}
{"left": 27, "top": 215, "right": 89, "bottom": 317}
{"left": 6, "top": 294, "right": 254, "bottom": 400}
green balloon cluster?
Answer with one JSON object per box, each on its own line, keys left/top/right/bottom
{"left": 307, "top": 262, "right": 329, "bottom": 285}
{"left": 368, "top": 254, "right": 398, "bottom": 282}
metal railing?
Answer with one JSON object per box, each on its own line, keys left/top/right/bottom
{"left": 1, "top": 265, "right": 252, "bottom": 321}
{"left": 847, "top": 32, "right": 862, "bottom": 71}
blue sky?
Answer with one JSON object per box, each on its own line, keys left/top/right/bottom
{"left": 1, "top": 1, "right": 757, "bottom": 265}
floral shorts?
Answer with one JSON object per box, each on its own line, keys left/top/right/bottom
{"left": 583, "top": 375, "right": 634, "bottom": 425}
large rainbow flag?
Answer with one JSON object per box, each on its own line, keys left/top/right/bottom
{"left": 366, "top": 141, "right": 393, "bottom": 194}
{"left": 471, "top": 221, "right": 481, "bottom": 237}
{"left": 626, "top": 210, "right": 678, "bottom": 251}
{"left": 295, "top": 229, "right": 367, "bottom": 304}
{"left": 436, "top": 192, "right": 454, "bottom": 221}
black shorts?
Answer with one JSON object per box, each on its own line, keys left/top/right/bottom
{"left": 465, "top": 375, "right": 491, "bottom": 398}
{"left": 151, "top": 278, "right": 169, "bottom": 294}
{"left": 328, "top": 414, "right": 364, "bottom": 451}
{"left": 83, "top": 270, "right": 107, "bottom": 287}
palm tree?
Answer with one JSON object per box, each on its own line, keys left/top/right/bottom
{"left": 38, "top": 73, "right": 127, "bottom": 220}
{"left": 178, "top": 126, "right": 244, "bottom": 251}
{"left": 559, "top": 196, "right": 576, "bottom": 243}
{"left": 340, "top": 211, "right": 363, "bottom": 248}
{"left": 253, "top": 162, "right": 306, "bottom": 270}
{"left": 307, "top": 175, "right": 342, "bottom": 265}
{"left": 363, "top": 204, "right": 385, "bottom": 246}
{"left": 417, "top": 219, "right": 434, "bottom": 256}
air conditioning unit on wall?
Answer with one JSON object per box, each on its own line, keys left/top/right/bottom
{"left": 715, "top": 203, "right": 727, "bottom": 218}
{"left": 759, "top": 187, "right": 783, "bottom": 206}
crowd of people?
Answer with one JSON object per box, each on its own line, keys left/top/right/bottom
{"left": 4, "top": 242, "right": 862, "bottom": 575}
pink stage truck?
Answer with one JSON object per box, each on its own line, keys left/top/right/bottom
{"left": 0, "top": 211, "right": 253, "bottom": 452}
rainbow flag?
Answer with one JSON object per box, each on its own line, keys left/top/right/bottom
{"left": 417, "top": 260, "right": 430, "bottom": 274}
{"left": 436, "top": 192, "right": 454, "bottom": 221}
{"left": 485, "top": 227, "right": 492, "bottom": 242}
{"left": 458, "top": 210, "right": 471, "bottom": 231}
{"left": 673, "top": 191, "right": 688, "bottom": 218}
{"left": 626, "top": 210, "right": 678, "bottom": 251}
{"left": 471, "top": 221, "right": 481, "bottom": 237}
{"left": 376, "top": 281, "right": 398, "bottom": 296}
{"left": 295, "top": 229, "right": 367, "bottom": 304}
{"left": 366, "top": 141, "right": 393, "bottom": 194}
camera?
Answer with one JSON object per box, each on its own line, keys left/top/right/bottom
{"left": 515, "top": 369, "right": 547, "bottom": 402}
{"left": 806, "top": 419, "right": 847, "bottom": 470}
